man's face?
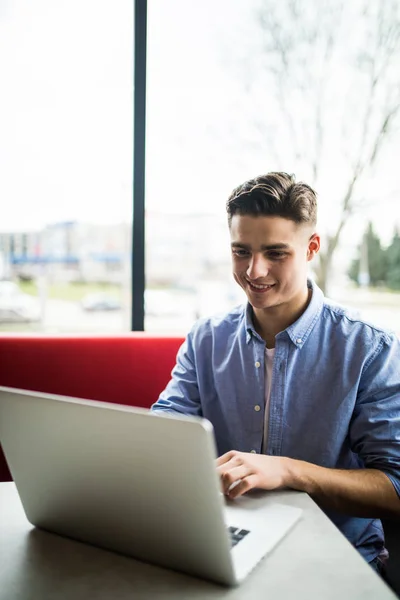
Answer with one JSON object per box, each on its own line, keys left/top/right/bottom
{"left": 229, "top": 214, "right": 319, "bottom": 312}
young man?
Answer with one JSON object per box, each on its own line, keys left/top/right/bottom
{"left": 151, "top": 172, "right": 400, "bottom": 575}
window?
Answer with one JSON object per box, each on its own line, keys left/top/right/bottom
{"left": 0, "top": 0, "right": 133, "bottom": 332}
{"left": 1, "top": 1, "right": 399, "bottom": 336}
{"left": 145, "top": 0, "right": 400, "bottom": 335}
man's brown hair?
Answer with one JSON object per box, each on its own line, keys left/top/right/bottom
{"left": 226, "top": 172, "right": 317, "bottom": 227}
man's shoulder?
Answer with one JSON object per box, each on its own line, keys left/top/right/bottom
{"left": 321, "top": 295, "right": 396, "bottom": 345}
{"left": 190, "top": 304, "right": 246, "bottom": 339}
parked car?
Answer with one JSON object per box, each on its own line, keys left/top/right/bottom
{"left": 80, "top": 292, "right": 121, "bottom": 312}
{"left": 0, "top": 280, "right": 40, "bottom": 323}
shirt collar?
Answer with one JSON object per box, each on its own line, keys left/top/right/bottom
{"left": 244, "top": 279, "right": 324, "bottom": 347}
{"left": 244, "top": 303, "right": 260, "bottom": 343}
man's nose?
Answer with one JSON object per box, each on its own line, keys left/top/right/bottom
{"left": 246, "top": 255, "right": 269, "bottom": 280}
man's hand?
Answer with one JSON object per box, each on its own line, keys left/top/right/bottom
{"left": 217, "top": 451, "right": 400, "bottom": 519}
{"left": 216, "top": 450, "right": 289, "bottom": 499}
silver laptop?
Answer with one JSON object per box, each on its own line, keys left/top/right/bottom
{"left": 0, "top": 386, "right": 301, "bottom": 586}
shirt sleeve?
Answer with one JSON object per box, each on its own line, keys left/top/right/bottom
{"left": 150, "top": 330, "right": 202, "bottom": 416}
{"left": 349, "top": 331, "right": 400, "bottom": 497}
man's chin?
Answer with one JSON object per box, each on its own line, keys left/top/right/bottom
{"left": 247, "top": 295, "right": 279, "bottom": 311}
{"left": 250, "top": 300, "right": 278, "bottom": 311}
{"left": 245, "top": 286, "right": 277, "bottom": 305}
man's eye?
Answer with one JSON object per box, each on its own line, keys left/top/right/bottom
{"left": 232, "top": 249, "right": 249, "bottom": 257}
{"left": 268, "top": 252, "right": 286, "bottom": 260}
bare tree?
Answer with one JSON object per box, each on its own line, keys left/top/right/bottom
{"left": 240, "top": 0, "right": 400, "bottom": 293}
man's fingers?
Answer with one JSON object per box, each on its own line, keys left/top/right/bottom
{"left": 227, "top": 474, "right": 258, "bottom": 499}
{"left": 218, "top": 465, "right": 250, "bottom": 494}
{"left": 216, "top": 451, "right": 238, "bottom": 467}
{"left": 216, "top": 452, "right": 265, "bottom": 497}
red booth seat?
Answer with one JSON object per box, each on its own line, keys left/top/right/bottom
{"left": 0, "top": 334, "right": 184, "bottom": 482}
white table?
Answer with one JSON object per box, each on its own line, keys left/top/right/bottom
{"left": 0, "top": 482, "right": 396, "bottom": 600}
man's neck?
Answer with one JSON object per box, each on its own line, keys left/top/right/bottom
{"left": 252, "top": 287, "right": 312, "bottom": 347}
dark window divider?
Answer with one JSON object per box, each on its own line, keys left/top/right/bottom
{"left": 132, "top": 0, "right": 147, "bottom": 330}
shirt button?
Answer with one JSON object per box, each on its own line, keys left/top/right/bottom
{"left": 254, "top": 404, "right": 261, "bottom": 412}
{"left": 255, "top": 361, "right": 261, "bottom": 368}
{"left": 296, "top": 338, "right": 302, "bottom": 344}
{"left": 250, "top": 449, "right": 257, "bottom": 454}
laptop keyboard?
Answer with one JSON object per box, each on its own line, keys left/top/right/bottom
{"left": 228, "top": 526, "right": 250, "bottom": 548}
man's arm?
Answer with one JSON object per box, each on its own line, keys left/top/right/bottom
{"left": 287, "top": 459, "right": 400, "bottom": 519}
{"left": 216, "top": 452, "right": 400, "bottom": 519}
{"left": 151, "top": 331, "right": 202, "bottom": 416}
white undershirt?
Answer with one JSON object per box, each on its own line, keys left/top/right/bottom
{"left": 262, "top": 347, "right": 275, "bottom": 453}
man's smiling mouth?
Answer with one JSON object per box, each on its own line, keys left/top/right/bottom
{"left": 246, "top": 281, "right": 275, "bottom": 292}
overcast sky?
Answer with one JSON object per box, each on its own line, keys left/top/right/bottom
{"left": 1, "top": 0, "right": 399, "bottom": 252}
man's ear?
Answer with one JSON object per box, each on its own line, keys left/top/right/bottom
{"left": 307, "top": 233, "right": 320, "bottom": 261}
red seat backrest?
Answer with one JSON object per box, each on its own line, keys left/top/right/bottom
{"left": 0, "top": 334, "right": 184, "bottom": 481}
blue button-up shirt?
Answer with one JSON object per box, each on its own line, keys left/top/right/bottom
{"left": 151, "top": 280, "right": 400, "bottom": 561}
